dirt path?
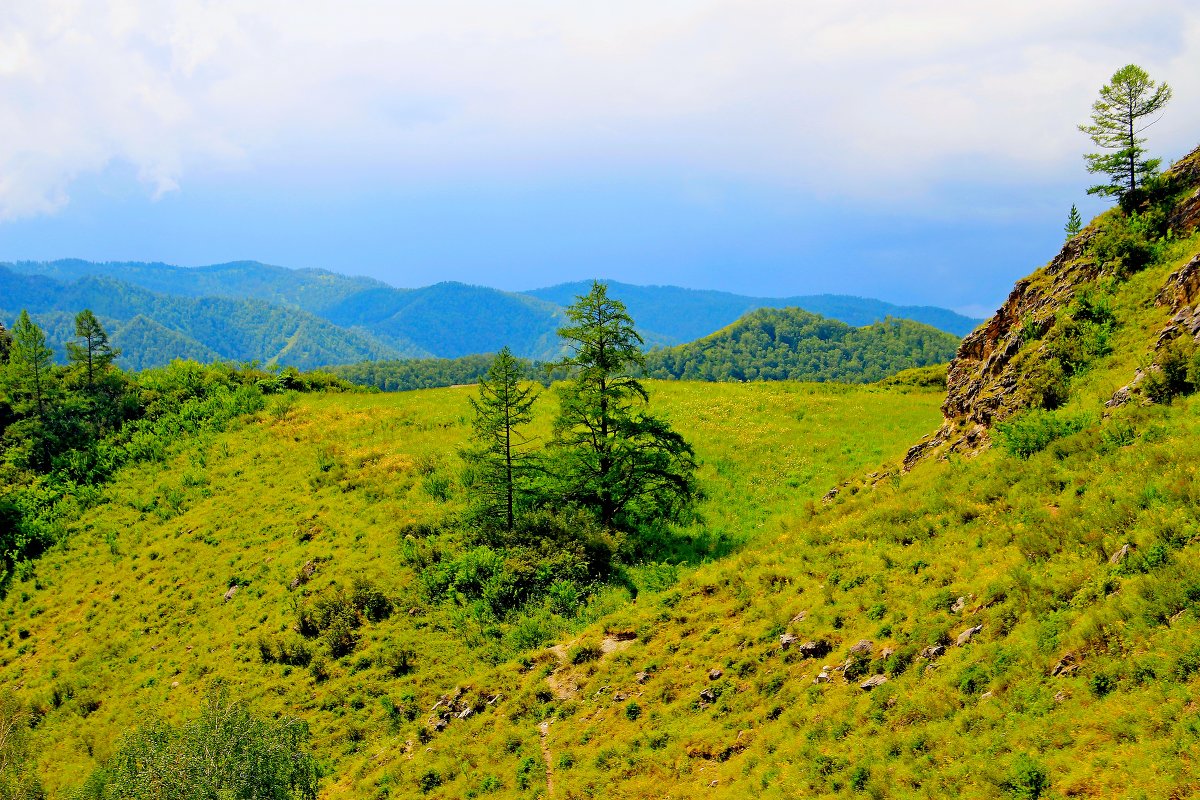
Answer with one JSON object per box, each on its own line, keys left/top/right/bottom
{"left": 538, "top": 720, "right": 554, "bottom": 799}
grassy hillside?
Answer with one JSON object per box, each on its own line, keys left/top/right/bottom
{"left": 644, "top": 308, "right": 960, "bottom": 383}
{"left": 0, "top": 380, "right": 942, "bottom": 797}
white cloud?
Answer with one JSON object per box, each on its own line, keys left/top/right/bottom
{"left": 0, "top": 0, "right": 1197, "bottom": 219}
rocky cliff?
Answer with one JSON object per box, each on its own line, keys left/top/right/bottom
{"left": 905, "top": 143, "right": 1200, "bottom": 469}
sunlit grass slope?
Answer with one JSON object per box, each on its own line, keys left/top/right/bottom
{"left": 402, "top": 226, "right": 1200, "bottom": 799}
{"left": 1, "top": 380, "right": 941, "bottom": 797}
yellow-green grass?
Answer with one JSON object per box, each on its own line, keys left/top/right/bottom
{"left": 404, "top": 403, "right": 1200, "bottom": 799}
{"left": 1, "top": 380, "right": 942, "bottom": 797}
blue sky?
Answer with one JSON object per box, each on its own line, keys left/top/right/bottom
{"left": 1, "top": 2, "right": 1198, "bottom": 317}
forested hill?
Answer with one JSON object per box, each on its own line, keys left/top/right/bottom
{"left": 525, "top": 279, "right": 983, "bottom": 339}
{"left": 0, "top": 266, "right": 416, "bottom": 370}
{"left": 643, "top": 307, "right": 961, "bottom": 383}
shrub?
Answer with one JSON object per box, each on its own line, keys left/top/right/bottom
{"left": 378, "top": 646, "right": 416, "bottom": 677}
{"left": 1089, "top": 671, "right": 1116, "bottom": 697}
{"left": 568, "top": 642, "right": 602, "bottom": 665}
{"left": 995, "top": 409, "right": 1090, "bottom": 459}
{"left": 624, "top": 701, "right": 642, "bottom": 721}
{"left": 79, "top": 685, "right": 318, "bottom": 799}
{"left": 1004, "top": 754, "right": 1049, "bottom": 799}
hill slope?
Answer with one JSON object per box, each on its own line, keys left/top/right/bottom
{"left": 644, "top": 307, "right": 961, "bottom": 383}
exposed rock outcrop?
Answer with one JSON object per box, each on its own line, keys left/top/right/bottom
{"left": 906, "top": 143, "right": 1200, "bottom": 468}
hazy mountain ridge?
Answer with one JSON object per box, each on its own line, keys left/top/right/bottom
{"left": 0, "top": 266, "right": 418, "bottom": 370}
{"left": 4, "top": 260, "right": 977, "bottom": 368}
{"left": 526, "top": 279, "right": 984, "bottom": 339}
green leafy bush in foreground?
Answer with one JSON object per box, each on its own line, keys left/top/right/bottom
{"left": 77, "top": 686, "right": 320, "bottom": 800}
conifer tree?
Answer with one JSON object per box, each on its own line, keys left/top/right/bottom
{"left": 465, "top": 347, "right": 538, "bottom": 531}
{"left": 1064, "top": 204, "right": 1083, "bottom": 239}
{"left": 0, "top": 320, "right": 11, "bottom": 363}
{"left": 550, "top": 282, "right": 698, "bottom": 529}
{"left": 66, "top": 309, "right": 118, "bottom": 390}
{"left": 1079, "top": 64, "right": 1172, "bottom": 199}
{"left": 6, "top": 311, "right": 54, "bottom": 422}
{"left": 3, "top": 311, "right": 57, "bottom": 468}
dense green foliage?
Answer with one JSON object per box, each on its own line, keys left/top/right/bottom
{"left": 79, "top": 686, "right": 319, "bottom": 800}
{"left": 1080, "top": 64, "right": 1172, "bottom": 199}
{"left": 328, "top": 354, "right": 544, "bottom": 392}
{"left": 643, "top": 308, "right": 960, "bottom": 383}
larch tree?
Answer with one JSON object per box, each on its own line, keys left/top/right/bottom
{"left": 464, "top": 346, "right": 538, "bottom": 531}
{"left": 1064, "top": 204, "right": 1083, "bottom": 239}
{"left": 550, "top": 281, "right": 698, "bottom": 529}
{"left": 3, "top": 311, "right": 57, "bottom": 469}
{"left": 66, "top": 309, "right": 118, "bottom": 390}
{"left": 0, "top": 320, "right": 11, "bottom": 363}
{"left": 1079, "top": 64, "right": 1172, "bottom": 199}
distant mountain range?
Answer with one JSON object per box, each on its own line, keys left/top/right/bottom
{"left": 0, "top": 260, "right": 982, "bottom": 370}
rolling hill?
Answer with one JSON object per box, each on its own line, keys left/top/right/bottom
{"left": 643, "top": 307, "right": 961, "bottom": 383}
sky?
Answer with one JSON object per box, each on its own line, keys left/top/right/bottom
{"left": 0, "top": 2, "right": 1198, "bottom": 317}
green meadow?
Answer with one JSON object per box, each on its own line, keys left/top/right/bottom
{"left": 2, "top": 380, "right": 942, "bottom": 797}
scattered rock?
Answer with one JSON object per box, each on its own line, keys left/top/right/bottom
{"left": 1053, "top": 691, "right": 1069, "bottom": 704}
{"left": 614, "top": 692, "right": 628, "bottom": 702}
{"left": 289, "top": 560, "right": 316, "bottom": 590}
{"left": 1052, "top": 652, "right": 1078, "bottom": 677}
{"left": 798, "top": 640, "right": 831, "bottom": 659}
{"left": 956, "top": 625, "right": 983, "bottom": 646}
{"left": 860, "top": 674, "right": 888, "bottom": 691}
{"left": 431, "top": 700, "right": 445, "bottom": 713}
{"left": 170, "top": 681, "right": 180, "bottom": 689}
{"left": 432, "top": 717, "right": 448, "bottom": 732}
{"left": 814, "top": 671, "right": 829, "bottom": 684}
{"left": 849, "top": 639, "right": 873, "bottom": 655}
{"left": 699, "top": 688, "right": 716, "bottom": 704}
{"left": 780, "top": 633, "right": 800, "bottom": 650}
{"left": 709, "top": 780, "right": 719, "bottom": 788}
{"left": 951, "top": 596, "right": 967, "bottom": 613}
{"left": 822, "top": 487, "right": 839, "bottom": 503}
{"left": 708, "top": 668, "right": 723, "bottom": 681}
{"left": 790, "top": 611, "right": 808, "bottom": 624}
{"left": 457, "top": 706, "right": 474, "bottom": 720}
{"left": 879, "top": 647, "right": 896, "bottom": 661}
{"left": 919, "top": 644, "right": 945, "bottom": 660}
{"left": 223, "top": 584, "right": 239, "bottom": 602}
{"left": 635, "top": 671, "right": 650, "bottom": 684}
{"left": 1109, "top": 544, "right": 1133, "bottom": 565}
{"left": 980, "top": 691, "right": 994, "bottom": 700}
